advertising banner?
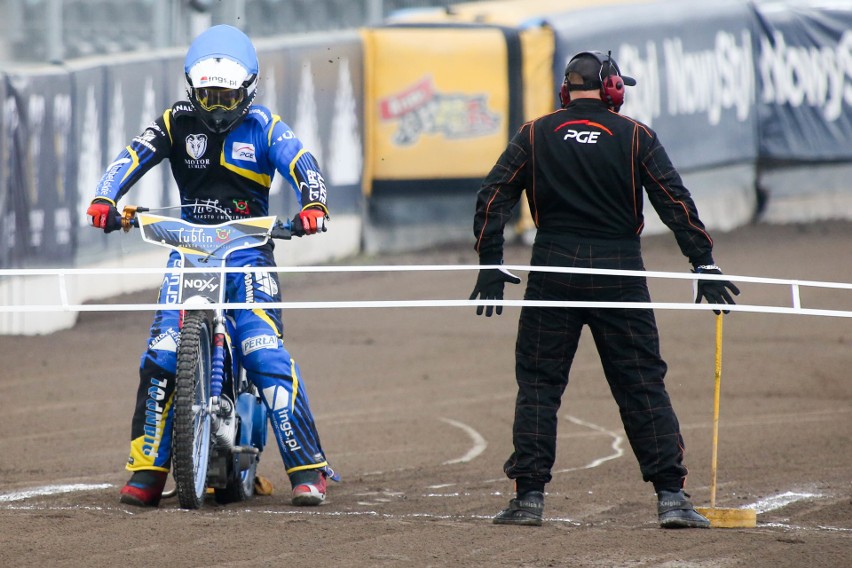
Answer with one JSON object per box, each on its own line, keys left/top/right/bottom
{"left": 751, "top": 1, "right": 852, "bottom": 161}
{"left": 363, "top": 26, "right": 511, "bottom": 188}
{"left": 0, "top": 75, "right": 11, "bottom": 268}
{"left": 256, "top": 44, "right": 293, "bottom": 216}
{"left": 258, "top": 33, "right": 364, "bottom": 215}
{"left": 3, "top": 73, "right": 30, "bottom": 269}
{"left": 103, "top": 54, "right": 173, "bottom": 213}
{"left": 520, "top": 25, "right": 556, "bottom": 123}
{"left": 548, "top": 0, "right": 759, "bottom": 171}
{"left": 2, "top": 68, "right": 75, "bottom": 268}
{"left": 66, "top": 61, "right": 111, "bottom": 260}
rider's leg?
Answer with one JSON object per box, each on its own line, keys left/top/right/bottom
{"left": 228, "top": 258, "right": 333, "bottom": 504}
{"left": 120, "top": 253, "right": 181, "bottom": 506}
{"left": 127, "top": 309, "right": 179, "bottom": 471}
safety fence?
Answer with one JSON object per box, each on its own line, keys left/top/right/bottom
{"left": 361, "top": 0, "right": 852, "bottom": 250}
{"left": 1, "top": 265, "right": 850, "bottom": 319}
{"left": 0, "top": 0, "right": 477, "bottom": 63}
{"left": 2, "top": 0, "right": 851, "bottom": 271}
{"left": 2, "top": 0, "right": 851, "bottom": 334}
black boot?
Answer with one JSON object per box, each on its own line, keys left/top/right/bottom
{"left": 119, "top": 470, "right": 168, "bottom": 507}
{"left": 493, "top": 490, "right": 544, "bottom": 526}
{"left": 657, "top": 489, "right": 711, "bottom": 528}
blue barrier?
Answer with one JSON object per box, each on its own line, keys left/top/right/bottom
{"left": 1, "top": 3, "right": 851, "bottom": 269}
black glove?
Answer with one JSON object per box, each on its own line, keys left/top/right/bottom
{"left": 469, "top": 267, "right": 521, "bottom": 317}
{"left": 86, "top": 198, "right": 121, "bottom": 233}
{"left": 693, "top": 265, "right": 740, "bottom": 315}
{"left": 289, "top": 214, "right": 305, "bottom": 237}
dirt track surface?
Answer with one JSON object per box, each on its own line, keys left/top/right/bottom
{"left": 1, "top": 221, "right": 851, "bottom": 568}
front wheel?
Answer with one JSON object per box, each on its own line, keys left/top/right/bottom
{"left": 172, "top": 311, "right": 213, "bottom": 509}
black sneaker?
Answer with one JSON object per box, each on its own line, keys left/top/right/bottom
{"left": 493, "top": 490, "right": 544, "bottom": 526}
{"left": 657, "top": 490, "right": 711, "bottom": 529}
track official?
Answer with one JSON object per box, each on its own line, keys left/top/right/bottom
{"left": 469, "top": 51, "right": 740, "bottom": 528}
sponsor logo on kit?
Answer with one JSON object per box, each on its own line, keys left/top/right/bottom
{"left": 244, "top": 271, "right": 279, "bottom": 303}
{"left": 185, "top": 133, "right": 211, "bottom": 169}
{"left": 186, "top": 133, "right": 208, "bottom": 159}
{"left": 242, "top": 334, "right": 279, "bottom": 355}
{"left": 142, "top": 377, "right": 168, "bottom": 457}
{"left": 555, "top": 120, "right": 613, "bottom": 144}
{"left": 232, "top": 142, "right": 256, "bottom": 162}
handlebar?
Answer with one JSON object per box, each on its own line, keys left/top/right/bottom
{"left": 270, "top": 219, "right": 296, "bottom": 240}
{"left": 118, "top": 205, "right": 146, "bottom": 231}
{"left": 117, "top": 205, "right": 299, "bottom": 239}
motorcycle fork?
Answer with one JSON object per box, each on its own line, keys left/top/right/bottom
{"left": 210, "top": 313, "right": 237, "bottom": 451}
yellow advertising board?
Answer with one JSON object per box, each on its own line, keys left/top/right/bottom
{"left": 374, "top": 0, "right": 649, "bottom": 229}
{"left": 362, "top": 27, "right": 511, "bottom": 190}
{"left": 519, "top": 24, "right": 555, "bottom": 123}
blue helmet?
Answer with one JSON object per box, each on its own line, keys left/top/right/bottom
{"left": 184, "top": 25, "right": 259, "bottom": 133}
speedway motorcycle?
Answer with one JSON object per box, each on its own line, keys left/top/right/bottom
{"left": 119, "top": 205, "right": 293, "bottom": 509}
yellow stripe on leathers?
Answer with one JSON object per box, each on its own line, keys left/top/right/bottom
{"left": 126, "top": 387, "right": 174, "bottom": 472}
{"left": 220, "top": 149, "right": 271, "bottom": 187}
{"left": 283, "top": 357, "right": 329, "bottom": 475}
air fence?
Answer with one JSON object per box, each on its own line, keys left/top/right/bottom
{"left": 1, "top": 0, "right": 851, "bottom": 334}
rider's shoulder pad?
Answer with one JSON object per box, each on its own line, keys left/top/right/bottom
{"left": 170, "top": 101, "right": 196, "bottom": 119}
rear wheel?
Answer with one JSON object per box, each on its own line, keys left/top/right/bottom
{"left": 172, "top": 311, "right": 213, "bottom": 509}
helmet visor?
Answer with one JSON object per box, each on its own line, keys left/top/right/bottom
{"left": 195, "top": 87, "right": 245, "bottom": 111}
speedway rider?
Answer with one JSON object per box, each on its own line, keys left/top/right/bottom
{"left": 86, "top": 25, "right": 336, "bottom": 507}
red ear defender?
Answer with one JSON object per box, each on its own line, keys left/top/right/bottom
{"left": 601, "top": 74, "right": 625, "bottom": 111}
{"left": 563, "top": 50, "right": 634, "bottom": 111}
{"left": 559, "top": 77, "right": 571, "bottom": 108}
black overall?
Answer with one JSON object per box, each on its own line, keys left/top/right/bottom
{"left": 474, "top": 98, "right": 716, "bottom": 492}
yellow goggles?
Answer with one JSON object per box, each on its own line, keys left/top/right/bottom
{"left": 195, "top": 87, "right": 244, "bottom": 111}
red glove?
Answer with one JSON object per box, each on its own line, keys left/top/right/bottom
{"left": 86, "top": 199, "right": 121, "bottom": 233}
{"left": 294, "top": 207, "right": 327, "bottom": 235}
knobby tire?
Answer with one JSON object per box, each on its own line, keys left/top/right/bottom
{"left": 172, "top": 311, "right": 213, "bottom": 509}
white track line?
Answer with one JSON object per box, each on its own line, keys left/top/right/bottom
{"left": 749, "top": 491, "right": 821, "bottom": 514}
{"left": 2, "top": 485, "right": 848, "bottom": 533}
{"left": 6, "top": 503, "right": 847, "bottom": 532}
{"left": 0, "top": 502, "right": 581, "bottom": 524}
{"left": 750, "top": 490, "right": 852, "bottom": 533}
{"left": 0, "top": 483, "right": 112, "bottom": 502}
{"left": 552, "top": 415, "right": 625, "bottom": 474}
{"left": 439, "top": 417, "right": 487, "bottom": 465}
{"left": 250, "top": 509, "right": 582, "bottom": 524}
{"left": 483, "top": 414, "right": 625, "bottom": 483}
{"left": 357, "top": 417, "right": 487, "bottom": 483}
